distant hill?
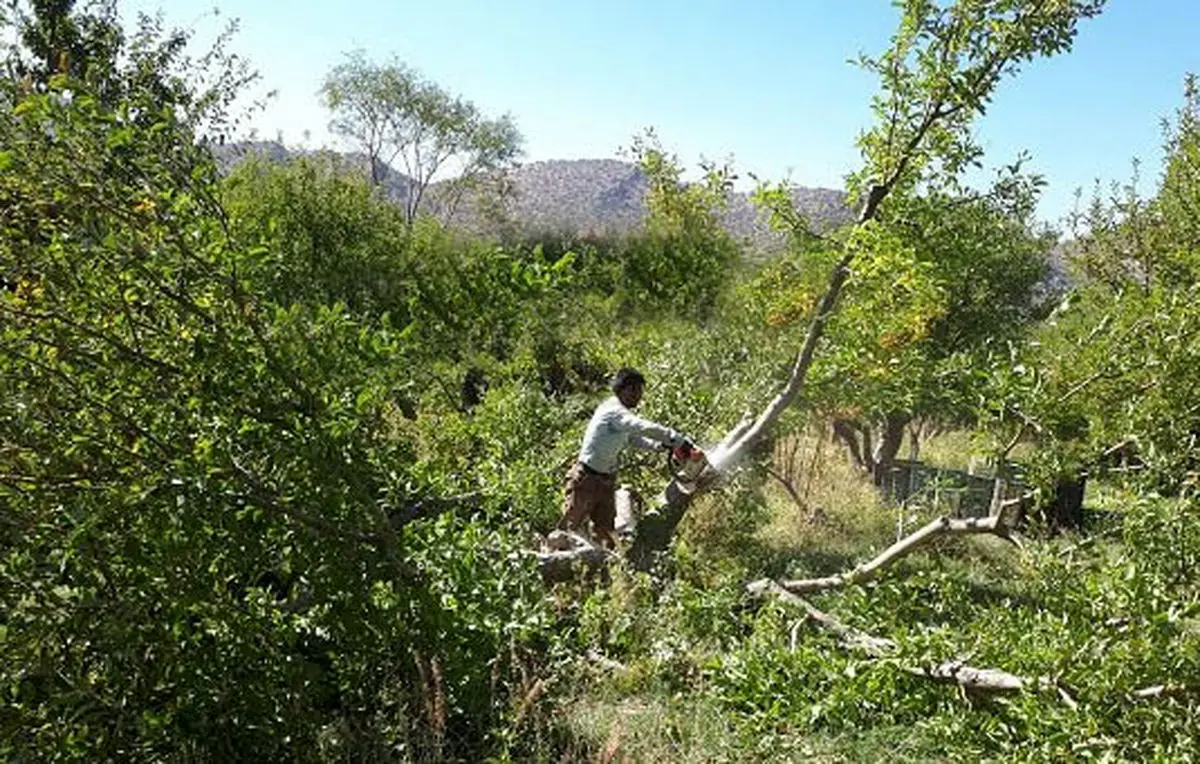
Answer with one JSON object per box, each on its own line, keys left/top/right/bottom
{"left": 476, "top": 158, "right": 853, "bottom": 248}
{"left": 212, "top": 141, "right": 418, "bottom": 206}
{"left": 211, "top": 142, "right": 854, "bottom": 250}
{"left": 210, "top": 142, "right": 1073, "bottom": 294}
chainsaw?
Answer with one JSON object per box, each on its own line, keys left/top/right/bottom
{"left": 666, "top": 440, "right": 710, "bottom": 493}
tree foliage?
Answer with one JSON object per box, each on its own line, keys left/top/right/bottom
{"left": 320, "top": 51, "right": 522, "bottom": 223}
{"left": 0, "top": 11, "right": 551, "bottom": 760}
{"left": 618, "top": 131, "right": 741, "bottom": 321}
{"left": 750, "top": 162, "right": 1053, "bottom": 479}
{"left": 996, "top": 74, "right": 1200, "bottom": 495}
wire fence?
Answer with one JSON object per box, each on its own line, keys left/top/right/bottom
{"left": 879, "top": 459, "right": 1028, "bottom": 519}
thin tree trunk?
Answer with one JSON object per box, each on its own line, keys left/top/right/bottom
{"left": 832, "top": 418, "right": 870, "bottom": 473}
{"left": 907, "top": 420, "right": 923, "bottom": 461}
{"left": 627, "top": 186, "right": 891, "bottom": 568}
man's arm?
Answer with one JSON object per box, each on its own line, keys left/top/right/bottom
{"left": 629, "top": 433, "right": 665, "bottom": 451}
{"left": 614, "top": 408, "right": 685, "bottom": 451}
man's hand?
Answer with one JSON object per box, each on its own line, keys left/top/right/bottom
{"left": 664, "top": 435, "right": 693, "bottom": 451}
{"left": 668, "top": 441, "right": 699, "bottom": 463}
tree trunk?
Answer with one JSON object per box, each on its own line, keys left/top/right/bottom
{"left": 832, "top": 418, "right": 871, "bottom": 473}
{"left": 832, "top": 411, "right": 909, "bottom": 487}
{"left": 870, "top": 411, "right": 911, "bottom": 486}
{"left": 907, "top": 421, "right": 923, "bottom": 461}
{"left": 835, "top": 417, "right": 873, "bottom": 470}
{"left": 1042, "top": 474, "right": 1087, "bottom": 530}
{"left": 625, "top": 185, "right": 891, "bottom": 569}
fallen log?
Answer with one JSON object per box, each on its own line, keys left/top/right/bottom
{"left": 533, "top": 531, "right": 617, "bottom": 582}
{"left": 747, "top": 514, "right": 1016, "bottom": 597}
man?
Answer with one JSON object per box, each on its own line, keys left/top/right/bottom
{"left": 557, "top": 367, "right": 690, "bottom": 548}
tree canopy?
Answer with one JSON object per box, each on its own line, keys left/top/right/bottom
{"left": 320, "top": 51, "right": 522, "bottom": 223}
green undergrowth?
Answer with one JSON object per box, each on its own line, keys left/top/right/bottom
{"left": 545, "top": 455, "right": 1200, "bottom": 762}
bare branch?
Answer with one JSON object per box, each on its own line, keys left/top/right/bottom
{"left": 753, "top": 581, "right": 1077, "bottom": 707}
{"left": 1130, "top": 683, "right": 1199, "bottom": 701}
{"left": 749, "top": 515, "right": 1016, "bottom": 596}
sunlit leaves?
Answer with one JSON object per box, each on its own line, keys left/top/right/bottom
{"left": 851, "top": 0, "right": 1106, "bottom": 200}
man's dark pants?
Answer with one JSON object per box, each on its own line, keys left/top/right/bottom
{"left": 557, "top": 462, "right": 616, "bottom": 547}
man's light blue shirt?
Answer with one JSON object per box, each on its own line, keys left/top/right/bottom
{"left": 578, "top": 396, "right": 683, "bottom": 474}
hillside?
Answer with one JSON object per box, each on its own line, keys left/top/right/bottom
{"left": 212, "top": 142, "right": 854, "bottom": 248}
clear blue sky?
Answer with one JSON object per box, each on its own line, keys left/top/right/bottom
{"left": 121, "top": 0, "right": 1200, "bottom": 226}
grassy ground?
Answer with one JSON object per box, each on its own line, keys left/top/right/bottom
{"left": 526, "top": 427, "right": 1200, "bottom": 763}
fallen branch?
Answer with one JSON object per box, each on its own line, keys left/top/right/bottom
{"left": 752, "top": 580, "right": 1077, "bottom": 707}
{"left": 912, "top": 661, "right": 1078, "bottom": 710}
{"left": 748, "top": 515, "right": 1016, "bottom": 596}
{"left": 533, "top": 531, "right": 617, "bottom": 582}
{"left": 761, "top": 580, "right": 895, "bottom": 658}
{"left": 1130, "top": 683, "right": 1198, "bottom": 701}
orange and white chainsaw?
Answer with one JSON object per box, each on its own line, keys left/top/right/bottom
{"left": 666, "top": 441, "right": 710, "bottom": 493}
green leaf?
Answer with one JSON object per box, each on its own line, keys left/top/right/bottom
{"left": 107, "top": 127, "right": 134, "bottom": 148}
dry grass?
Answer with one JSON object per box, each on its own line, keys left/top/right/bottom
{"left": 557, "top": 691, "right": 948, "bottom": 763}
{"left": 671, "top": 424, "right": 921, "bottom": 581}
{"left": 560, "top": 693, "right": 848, "bottom": 763}
{"left": 915, "top": 427, "right": 1038, "bottom": 472}
{"left": 755, "top": 429, "right": 896, "bottom": 571}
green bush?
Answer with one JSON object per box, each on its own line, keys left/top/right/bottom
{"left": 0, "top": 27, "right": 558, "bottom": 761}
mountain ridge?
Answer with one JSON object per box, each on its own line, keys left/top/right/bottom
{"left": 212, "top": 141, "right": 854, "bottom": 249}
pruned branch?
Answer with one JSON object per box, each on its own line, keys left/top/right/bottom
{"left": 748, "top": 515, "right": 1016, "bottom": 596}
{"left": 758, "top": 579, "right": 896, "bottom": 658}
{"left": 534, "top": 531, "right": 617, "bottom": 582}
{"left": 1130, "top": 683, "right": 1199, "bottom": 701}
{"left": 752, "top": 580, "right": 1077, "bottom": 707}
{"left": 913, "top": 661, "right": 1077, "bottom": 710}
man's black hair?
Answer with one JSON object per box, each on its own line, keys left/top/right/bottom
{"left": 611, "top": 367, "right": 645, "bottom": 393}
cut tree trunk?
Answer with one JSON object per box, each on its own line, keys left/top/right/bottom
{"left": 759, "top": 580, "right": 895, "bottom": 657}
{"left": 534, "top": 531, "right": 616, "bottom": 582}
{"left": 626, "top": 412, "right": 755, "bottom": 570}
